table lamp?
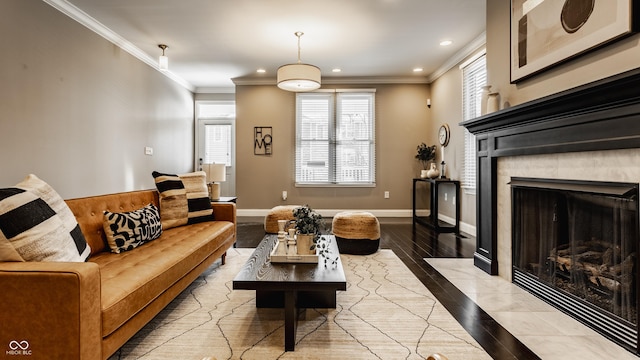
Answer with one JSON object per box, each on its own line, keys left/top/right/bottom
{"left": 203, "top": 163, "right": 226, "bottom": 201}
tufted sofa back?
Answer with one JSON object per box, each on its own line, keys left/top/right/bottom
{"left": 65, "top": 190, "right": 159, "bottom": 256}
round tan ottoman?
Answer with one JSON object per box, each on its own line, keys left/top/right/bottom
{"left": 264, "top": 205, "right": 299, "bottom": 233}
{"left": 332, "top": 211, "right": 380, "bottom": 255}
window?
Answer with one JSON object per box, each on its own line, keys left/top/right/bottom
{"left": 295, "top": 91, "right": 375, "bottom": 186}
{"left": 460, "top": 51, "right": 486, "bottom": 194}
{"left": 203, "top": 124, "right": 232, "bottom": 166}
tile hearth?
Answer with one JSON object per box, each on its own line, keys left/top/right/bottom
{"left": 427, "top": 258, "right": 637, "bottom": 360}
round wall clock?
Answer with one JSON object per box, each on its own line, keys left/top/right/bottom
{"left": 438, "top": 123, "right": 450, "bottom": 147}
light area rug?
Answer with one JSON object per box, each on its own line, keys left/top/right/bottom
{"left": 109, "top": 248, "right": 490, "bottom": 360}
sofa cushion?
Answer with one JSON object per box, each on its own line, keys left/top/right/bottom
{"left": 0, "top": 174, "right": 90, "bottom": 262}
{"left": 103, "top": 203, "right": 162, "bottom": 253}
{"left": 152, "top": 171, "right": 213, "bottom": 230}
{"left": 90, "top": 220, "right": 235, "bottom": 337}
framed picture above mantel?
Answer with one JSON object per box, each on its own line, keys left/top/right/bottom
{"left": 510, "top": 0, "right": 638, "bottom": 83}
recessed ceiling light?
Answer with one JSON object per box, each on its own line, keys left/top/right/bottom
{"left": 413, "top": 67, "right": 423, "bottom": 72}
{"left": 256, "top": 68, "right": 266, "bottom": 73}
{"left": 332, "top": 68, "right": 342, "bottom": 73}
{"left": 440, "top": 40, "right": 453, "bottom": 46}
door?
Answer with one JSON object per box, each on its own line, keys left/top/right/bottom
{"left": 196, "top": 101, "right": 235, "bottom": 197}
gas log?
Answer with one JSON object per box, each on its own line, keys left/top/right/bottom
{"left": 547, "top": 244, "right": 635, "bottom": 293}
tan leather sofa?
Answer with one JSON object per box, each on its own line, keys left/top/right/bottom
{"left": 0, "top": 190, "right": 236, "bottom": 360}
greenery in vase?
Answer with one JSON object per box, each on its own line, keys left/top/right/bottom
{"left": 415, "top": 142, "right": 436, "bottom": 169}
{"left": 290, "top": 205, "right": 337, "bottom": 266}
{"left": 290, "top": 204, "right": 325, "bottom": 249}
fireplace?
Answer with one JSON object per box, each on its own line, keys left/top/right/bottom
{"left": 461, "top": 68, "right": 640, "bottom": 355}
{"left": 510, "top": 177, "right": 638, "bottom": 351}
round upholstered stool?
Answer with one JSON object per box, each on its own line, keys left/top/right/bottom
{"left": 264, "top": 205, "right": 300, "bottom": 234}
{"left": 332, "top": 211, "right": 380, "bottom": 255}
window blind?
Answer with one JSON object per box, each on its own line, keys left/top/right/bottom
{"left": 296, "top": 91, "right": 375, "bottom": 185}
{"left": 204, "top": 124, "right": 232, "bottom": 166}
{"left": 461, "top": 53, "right": 486, "bottom": 193}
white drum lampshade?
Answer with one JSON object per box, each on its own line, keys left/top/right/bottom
{"left": 203, "top": 163, "right": 226, "bottom": 201}
{"left": 277, "top": 63, "right": 321, "bottom": 92}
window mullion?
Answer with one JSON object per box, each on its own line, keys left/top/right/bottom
{"left": 329, "top": 96, "right": 337, "bottom": 184}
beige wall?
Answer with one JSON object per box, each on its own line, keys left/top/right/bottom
{"left": 234, "top": 84, "right": 432, "bottom": 212}
{"left": 429, "top": 49, "right": 486, "bottom": 228}
{"left": 0, "top": 0, "right": 195, "bottom": 199}
{"left": 488, "top": 0, "right": 640, "bottom": 108}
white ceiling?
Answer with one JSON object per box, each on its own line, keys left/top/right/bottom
{"left": 52, "top": 0, "right": 486, "bottom": 93}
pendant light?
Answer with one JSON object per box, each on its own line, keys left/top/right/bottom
{"left": 277, "top": 32, "right": 321, "bottom": 92}
{"left": 158, "top": 44, "right": 169, "bottom": 71}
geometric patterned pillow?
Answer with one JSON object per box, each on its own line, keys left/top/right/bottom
{"left": 0, "top": 174, "right": 91, "bottom": 262}
{"left": 152, "top": 171, "right": 213, "bottom": 230}
{"left": 103, "top": 203, "right": 162, "bottom": 254}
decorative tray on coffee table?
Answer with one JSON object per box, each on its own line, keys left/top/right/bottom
{"left": 269, "top": 241, "right": 319, "bottom": 264}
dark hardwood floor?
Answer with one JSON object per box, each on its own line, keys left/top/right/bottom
{"left": 236, "top": 220, "right": 540, "bottom": 360}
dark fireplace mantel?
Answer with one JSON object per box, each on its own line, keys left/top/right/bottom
{"left": 461, "top": 68, "right": 640, "bottom": 275}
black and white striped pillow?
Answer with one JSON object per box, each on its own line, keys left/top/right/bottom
{"left": 0, "top": 174, "right": 90, "bottom": 262}
{"left": 152, "top": 171, "right": 213, "bottom": 230}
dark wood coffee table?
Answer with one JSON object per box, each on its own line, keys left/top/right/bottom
{"left": 233, "top": 234, "right": 346, "bottom": 351}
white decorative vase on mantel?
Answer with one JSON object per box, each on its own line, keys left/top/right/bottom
{"left": 480, "top": 85, "right": 492, "bottom": 115}
{"left": 487, "top": 92, "right": 500, "bottom": 113}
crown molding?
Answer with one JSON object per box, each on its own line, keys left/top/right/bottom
{"left": 427, "top": 31, "right": 486, "bottom": 83}
{"left": 43, "top": 0, "right": 195, "bottom": 92}
{"left": 195, "top": 86, "right": 237, "bottom": 94}
{"left": 232, "top": 75, "right": 429, "bottom": 87}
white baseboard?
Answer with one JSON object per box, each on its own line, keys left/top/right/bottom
{"left": 438, "top": 213, "right": 476, "bottom": 237}
{"left": 237, "top": 208, "right": 476, "bottom": 237}
{"left": 238, "top": 209, "right": 413, "bottom": 218}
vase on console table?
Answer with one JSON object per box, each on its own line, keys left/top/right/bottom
{"left": 426, "top": 162, "right": 440, "bottom": 179}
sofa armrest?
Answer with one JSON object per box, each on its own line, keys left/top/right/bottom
{"left": 0, "top": 262, "right": 102, "bottom": 360}
{"left": 212, "top": 202, "right": 236, "bottom": 224}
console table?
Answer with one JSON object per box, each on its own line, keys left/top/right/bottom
{"left": 412, "top": 178, "right": 460, "bottom": 234}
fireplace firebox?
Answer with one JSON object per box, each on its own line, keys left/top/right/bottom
{"left": 511, "top": 177, "right": 638, "bottom": 352}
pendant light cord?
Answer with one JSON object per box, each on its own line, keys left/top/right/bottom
{"left": 295, "top": 31, "right": 303, "bottom": 64}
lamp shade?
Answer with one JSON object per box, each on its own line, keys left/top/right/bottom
{"left": 203, "top": 163, "right": 226, "bottom": 183}
{"left": 158, "top": 44, "right": 169, "bottom": 71}
{"left": 277, "top": 63, "right": 321, "bottom": 92}
{"left": 158, "top": 55, "right": 169, "bottom": 71}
